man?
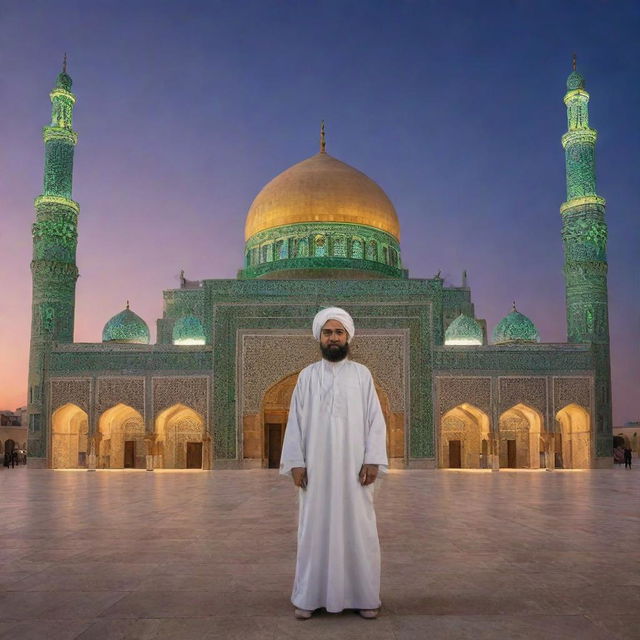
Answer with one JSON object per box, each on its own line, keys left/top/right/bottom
{"left": 280, "top": 307, "right": 388, "bottom": 619}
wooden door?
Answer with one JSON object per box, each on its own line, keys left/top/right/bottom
{"left": 186, "top": 442, "right": 203, "bottom": 469}
{"left": 124, "top": 441, "right": 135, "bottom": 468}
{"left": 554, "top": 433, "right": 564, "bottom": 469}
{"left": 267, "top": 424, "right": 283, "bottom": 469}
{"left": 448, "top": 440, "right": 461, "bottom": 468}
{"left": 507, "top": 439, "right": 517, "bottom": 468}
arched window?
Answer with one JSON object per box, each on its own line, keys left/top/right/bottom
{"left": 366, "top": 240, "right": 377, "bottom": 261}
{"left": 298, "top": 238, "right": 309, "bottom": 257}
{"left": 351, "top": 238, "right": 364, "bottom": 259}
{"left": 333, "top": 236, "right": 347, "bottom": 257}
{"left": 314, "top": 235, "right": 326, "bottom": 257}
{"left": 382, "top": 246, "right": 389, "bottom": 264}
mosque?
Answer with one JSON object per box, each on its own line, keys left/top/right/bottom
{"left": 26, "top": 60, "right": 612, "bottom": 470}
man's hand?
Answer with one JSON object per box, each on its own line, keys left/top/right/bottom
{"left": 292, "top": 467, "right": 307, "bottom": 489}
{"left": 359, "top": 464, "right": 379, "bottom": 486}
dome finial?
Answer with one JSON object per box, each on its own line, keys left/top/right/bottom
{"left": 126, "top": 299, "right": 130, "bottom": 310}
{"left": 572, "top": 53, "right": 576, "bottom": 72}
{"left": 512, "top": 300, "right": 517, "bottom": 312}
{"left": 320, "top": 120, "right": 326, "bottom": 153}
{"left": 63, "top": 52, "right": 68, "bottom": 74}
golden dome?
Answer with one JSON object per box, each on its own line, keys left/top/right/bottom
{"left": 244, "top": 152, "right": 400, "bottom": 241}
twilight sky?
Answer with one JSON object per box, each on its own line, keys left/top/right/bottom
{"left": 0, "top": 0, "right": 638, "bottom": 423}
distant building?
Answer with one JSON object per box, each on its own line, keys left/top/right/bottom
{"left": 0, "top": 409, "right": 28, "bottom": 457}
{"left": 26, "top": 61, "right": 612, "bottom": 471}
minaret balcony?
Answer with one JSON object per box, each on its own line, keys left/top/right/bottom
{"left": 561, "top": 129, "right": 597, "bottom": 148}
{"left": 560, "top": 195, "right": 606, "bottom": 215}
{"left": 563, "top": 88, "right": 590, "bottom": 105}
{"left": 43, "top": 126, "right": 78, "bottom": 145}
{"left": 34, "top": 195, "right": 80, "bottom": 216}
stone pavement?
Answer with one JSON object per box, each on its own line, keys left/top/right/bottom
{"left": 0, "top": 467, "right": 638, "bottom": 639}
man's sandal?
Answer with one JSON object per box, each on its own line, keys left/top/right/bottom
{"left": 359, "top": 609, "right": 379, "bottom": 619}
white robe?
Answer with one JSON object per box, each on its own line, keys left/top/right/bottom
{"left": 280, "top": 358, "right": 388, "bottom": 612}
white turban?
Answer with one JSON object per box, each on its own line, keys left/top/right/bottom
{"left": 312, "top": 307, "right": 355, "bottom": 342}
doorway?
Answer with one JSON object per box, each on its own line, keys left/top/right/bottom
{"left": 186, "top": 442, "right": 203, "bottom": 469}
{"left": 448, "top": 440, "right": 462, "bottom": 468}
{"left": 481, "top": 439, "right": 488, "bottom": 468}
{"left": 124, "top": 441, "right": 135, "bottom": 468}
{"left": 506, "top": 439, "right": 517, "bottom": 468}
{"left": 266, "top": 424, "right": 283, "bottom": 469}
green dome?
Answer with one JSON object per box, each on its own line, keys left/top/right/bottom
{"left": 445, "top": 313, "right": 483, "bottom": 345}
{"left": 172, "top": 316, "right": 206, "bottom": 345}
{"left": 493, "top": 304, "right": 540, "bottom": 345}
{"left": 567, "top": 71, "right": 585, "bottom": 91}
{"left": 102, "top": 304, "right": 149, "bottom": 344}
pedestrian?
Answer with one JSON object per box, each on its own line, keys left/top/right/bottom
{"left": 3, "top": 451, "right": 10, "bottom": 468}
{"left": 280, "top": 307, "right": 388, "bottom": 620}
{"left": 624, "top": 446, "right": 632, "bottom": 469}
{"left": 613, "top": 444, "right": 625, "bottom": 468}
{"left": 10, "top": 449, "right": 17, "bottom": 468}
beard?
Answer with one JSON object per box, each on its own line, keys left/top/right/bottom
{"left": 321, "top": 342, "right": 349, "bottom": 362}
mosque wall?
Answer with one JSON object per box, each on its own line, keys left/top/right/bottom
{"left": 237, "top": 330, "right": 408, "bottom": 464}
{"left": 43, "top": 344, "right": 213, "bottom": 468}
{"left": 434, "top": 371, "right": 596, "bottom": 469}
{"left": 211, "top": 293, "right": 435, "bottom": 465}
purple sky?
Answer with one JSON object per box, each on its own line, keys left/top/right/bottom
{"left": 0, "top": 1, "right": 638, "bottom": 423}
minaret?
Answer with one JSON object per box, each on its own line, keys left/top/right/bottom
{"left": 560, "top": 56, "right": 612, "bottom": 458}
{"left": 27, "top": 56, "right": 80, "bottom": 461}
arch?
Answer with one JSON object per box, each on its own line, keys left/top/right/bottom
{"left": 366, "top": 239, "right": 377, "bottom": 261}
{"left": 332, "top": 235, "right": 347, "bottom": 257}
{"left": 351, "top": 238, "right": 364, "bottom": 259}
{"left": 258, "top": 371, "right": 395, "bottom": 469}
{"left": 51, "top": 403, "right": 88, "bottom": 469}
{"left": 556, "top": 404, "right": 591, "bottom": 469}
{"left": 439, "top": 403, "right": 490, "bottom": 468}
{"left": 155, "top": 404, "right": 206, "bottom": 469}
{"left": 499, "top": 403, "right": 544, "bottom": 469}
{"left": 314, "top": 235, "right": 326, "bottom": 257}
{"left": 99, "top": 404, "right": 145, "bottom": 469}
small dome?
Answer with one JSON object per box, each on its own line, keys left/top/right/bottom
{"left": 567, "top": 71, "right": 585, "bottom": 91}
{"left": 172, "top": 316, "right": 206, "bottom": 345}
{"left": 244, "top": 152, "right": 400, "bottom": 241}
{"left": 445, "top": 314, "right": 483, "bottom": 345}
{"left": 56, "top": 71, "right": 72, "bottom": 91}
{"left": 102, "top": 304, "right": 149, "bottom": 344}
{"left": 493, "top": 304, "right": 540, "bottom": 345}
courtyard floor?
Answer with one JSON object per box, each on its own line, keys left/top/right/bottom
{"left": 0, "top": 467, "right": 638, "bottom": 639}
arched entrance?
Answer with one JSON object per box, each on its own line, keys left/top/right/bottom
{"left": 439, "top": 403, "right": 490, "bottom": 468}
{"left": 155, "top": 404, "right": 206, "bottom": 469}
{"left": 99, "top": 404, "right": 145, "bottom": 469}
{"left": 499, "top": 404, "right": 544, "bottom": 469}
{"left": 51, "top": 404, "right": 88, "bottom": 468}
{"left": 556, "top": 404, "right": 591, "bottom": 469}
{"left": 259, "top": 372, "right": 395, "bottom": 469}
{"left": 262, "top": 373, "right": 298, "bottom": 469}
